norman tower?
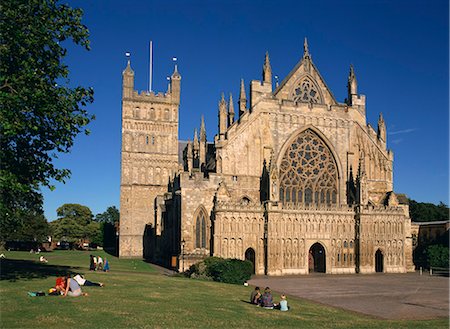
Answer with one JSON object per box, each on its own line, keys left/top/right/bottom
{"left": 120, "top": 58, "right": 180, "bottom": 257}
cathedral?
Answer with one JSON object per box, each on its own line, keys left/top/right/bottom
{"left": 119, "top": 40, "right": 415, "bottom": 275}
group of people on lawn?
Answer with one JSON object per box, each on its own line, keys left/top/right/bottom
{"left": 250, "top": 286, "right": 289, "bottom": 311}
{"left": 52, "top": 273, "right": 104, "bottom": 297}
{"left": 89, "top": 254, "right": 109, "bottom": 272}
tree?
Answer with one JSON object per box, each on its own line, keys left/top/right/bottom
{"left": 95, "top": 206, "right": 120, "bottom": 224}
{"left": 57, "top": 203, "right": 93, "bottom": 225}
{"left": 409, "top": 199, "right": 449, "bottom": 222}
{"left": 426, "top": 244, "right": 449, "bottom": 268}
{"left": 95, "top": 206, "right": 120, "bottom": 252}
{"left": 7, "top": 211, "right": 50, "bottom": 242}
{"left": 51, "top": 203, "right": 100, "bottom": 245}
{"left": 0, "top": 0, "right": 94, "bottom": 241}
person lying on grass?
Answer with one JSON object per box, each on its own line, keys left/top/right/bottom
{"left": 63, "top": 274, "right": 88, "bottom": 297}
{"left": 73, "top": 274, "right": 104, "bottom": 287}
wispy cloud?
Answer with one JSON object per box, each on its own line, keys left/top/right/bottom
{"left": 388, "top": 128, "right": 417, "bottom": 136}
{"left": 391, "top": 138, "right": 403, "bottom": 145}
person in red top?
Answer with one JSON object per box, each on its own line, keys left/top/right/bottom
{"left": 55, "top": 276, "right": 66, "bottom": 294}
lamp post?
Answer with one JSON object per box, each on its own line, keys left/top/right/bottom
{"left": 181, "top": 239, "right": 186, "bottom": 273}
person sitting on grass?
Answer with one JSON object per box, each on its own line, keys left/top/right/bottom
{"left": 274, "top": 294, "right": 289, "bottom": 311}
{"left": 260, "top": 287, "right": 275, "bottom": 309}
{"left": 73, "top": 274, "right": 104, "bottom": 287}
{"left": 97, "top": 256, "right": 103, "bottom": 271}
{"left": 103, "top": 258, "right": 110, "bottom": 272}
{"left": 55, "top": 276, "right": 66, "bottom": 294}
{"left": 250, "top": 287, "right": 261, "bottom": 305}
{"left": 63, "top": 274, "right": 88, "bottom": 297}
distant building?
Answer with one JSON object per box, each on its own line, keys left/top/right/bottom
{"left": 411, "top": 220, "right": 450, "bottom": 246}
{"left": 119, "top": 40, "right": 415, "bottom": 275}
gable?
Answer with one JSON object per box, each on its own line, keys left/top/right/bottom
{"left": 274, "top": 54, "right": 338, "bottom": 106}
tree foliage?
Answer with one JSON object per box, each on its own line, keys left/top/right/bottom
{"left": 0, "top": 0, "right": 94, "bottom": 240}
{"left": 409, "top": 199, "right": 449, "bottom": 222}
{"left": 4, "top": 211, "right": 50, "bottom": 243}
{"left": 95, "top": 206, "right": 120, "bottom": 224}
{"left": 50, "top": 203, "right": 99, "bottom": 245}
{"left": 426, "top": 244, "right": 449, "bottom": 268}
{"left": 57, "top": 203, "right": 93, "bottom": 225}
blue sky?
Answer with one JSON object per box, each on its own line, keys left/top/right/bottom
{"left": 43, "top": 0, "right": 449, "bottom": 220}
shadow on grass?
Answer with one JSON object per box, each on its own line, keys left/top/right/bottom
{"left": 0, "top": 259, "right": 82, "bottom": 282}
{"left": 240, "top": 299, "right": 254, "bottom": 305}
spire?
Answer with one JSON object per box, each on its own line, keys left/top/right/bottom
{"left": 199, "top": 115, "right": 207, "bottom": 169}
{"left": 303, "top": 37, "right": 310, "bottom": 58}
{"left": 122, "top": 53, "right": 134, "bottom": 98}
{"left": 193, "top": 128, "right": 199, "bottom": 149}
{"left": 200, "top": 115, "right": 206, "bottom": 142}
{"left": 263, "top": 51, "right": 272, "bottom": 84}
{"left": 219, "top": 92, "right": 227, "bottom": 137}
{"left": 238, "top": 79, "right": 247, "bottom": 117}
{"left": 348, "top": 64, "right": 357, "bottom": 96}
{"left": 377, "top": 112, "right": 386, "bottom": 142}
{"left": 171, "top": 64, "right": 181, "bottom": 79}
{"left": 187, "top": 140, "right": 193, "bottom": 157}
{"left": 186, "top": 139, "right": 193, "bottom": 174}
{"left": 170, "top": 64, "right": 181, "bottom": 104}
{"left": 228, "top": 93, "right": 235, "bottom": 126}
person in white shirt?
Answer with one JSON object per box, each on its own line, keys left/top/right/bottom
{"left": 97, "top": 256, "right": 103, "bottom": 271}
{"left": 73, "top": 274, "right": 104, "bottom": 287}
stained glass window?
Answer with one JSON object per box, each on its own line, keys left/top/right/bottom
{"left": 279, "top": 129, "right": 338, "bottom": 205}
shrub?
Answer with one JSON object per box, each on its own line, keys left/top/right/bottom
{"left": 426, "top": 244, "right": 449, "bottom": 268}
{"left": 188, "top": 257, "right": 253, "bottom": 284}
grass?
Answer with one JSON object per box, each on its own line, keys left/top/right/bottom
{"left": 0, "top": 250, "right": 448, "bottom": 329}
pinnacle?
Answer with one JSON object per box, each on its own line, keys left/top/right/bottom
{"left": 303, "top": 37, "right": 310, "bottom": 58}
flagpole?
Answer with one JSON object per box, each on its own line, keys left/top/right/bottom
{"left": 149, "top": 41, "right": 153, "bottom": 93}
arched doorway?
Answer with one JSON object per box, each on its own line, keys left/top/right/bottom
{"left": 375, "top": 249, "right": 384, "bottom": 273}
{"left": 245, "top": 248, "right": 256, "bottom": 274}
{"left": 309, "top": 243, "right": 326, "bottom": 273}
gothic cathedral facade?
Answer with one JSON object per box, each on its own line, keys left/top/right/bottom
{"left": 120, "top": 40, "right": 415, "bottom": 275}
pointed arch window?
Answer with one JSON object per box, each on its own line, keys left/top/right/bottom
{"left": 279, "top": 129, "right": 338, "bottom": 206}
{"left": 195, "top": 210, "right": 208, "bottom": 249}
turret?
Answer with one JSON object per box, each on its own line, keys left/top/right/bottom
{"left": 122, "top": 58, "right": 135, "bottom": 98}
{"left": 238, "top": 79, "right": 247, "bottom": 117}
{"left": 228, "top": 93, "right": 235, "bottom": 126}
{"left": 263, "top": 52, "right": 272, "bottom": 86}
{"left": 218, "top": 93, "right": 227, "bottom": 139}
{"left": 346, "top": 64, "right": 366, "bottom": 114}
{"left": 170, "top": 64, "right": 181, "bottom": 104}
{"left": 377, "top": 113, "right": 387, "bottom": 144}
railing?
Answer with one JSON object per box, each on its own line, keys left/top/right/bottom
{"left": 429, "top": 266, "right": 449, "bottom": 277}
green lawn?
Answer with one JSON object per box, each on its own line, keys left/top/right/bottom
{"left": 0, "top": 250, "right": 447, "bottom": 329}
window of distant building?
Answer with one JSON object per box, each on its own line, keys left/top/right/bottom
{"left": 195, "top": 208, "right": 207, "bottom": 249}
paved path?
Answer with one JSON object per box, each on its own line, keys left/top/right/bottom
{"left": 249, "top": 272, "right": 449, "bottom": 320}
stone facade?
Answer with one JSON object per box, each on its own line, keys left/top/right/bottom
{"left": 120, "top": 40, "right": 415, "bottom": 275}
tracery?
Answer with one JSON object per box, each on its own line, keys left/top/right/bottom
{"left": 292, "top": 78, "right": 321, "bottom": 103}
{"left": 279, "top": 129, "right": 338, "bottom": 205}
